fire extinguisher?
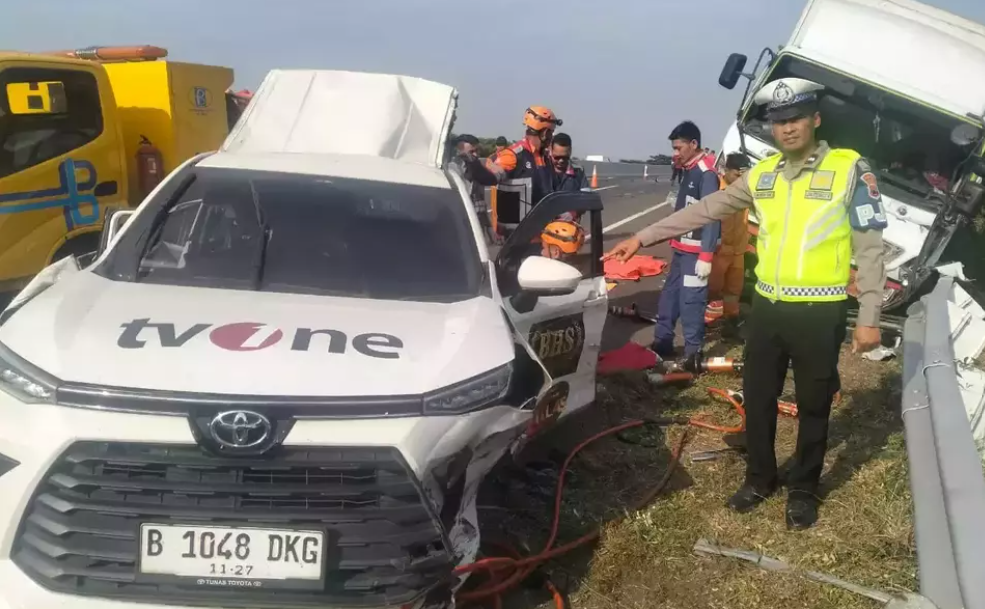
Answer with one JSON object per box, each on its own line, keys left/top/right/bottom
{"left": 136, "top": 135, "right": 164, "bottom": 200}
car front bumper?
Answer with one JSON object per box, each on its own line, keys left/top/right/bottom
{"left": 0, "top": 391, "right": 530, "bottom": 608}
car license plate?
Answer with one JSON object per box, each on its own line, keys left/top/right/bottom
{"left": 138, "top": 523, "right": 325, "bottom": 589}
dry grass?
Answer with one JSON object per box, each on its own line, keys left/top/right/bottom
{"left": 479, "top": 340, "right": 915, "bottom": 609}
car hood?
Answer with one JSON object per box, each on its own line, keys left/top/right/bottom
{"left": 0, "top": 272, "right": 513, "bottom": 396}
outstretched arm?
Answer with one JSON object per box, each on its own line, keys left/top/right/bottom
{"left": 636, "top": 175, "right": 754, "bottom": 247}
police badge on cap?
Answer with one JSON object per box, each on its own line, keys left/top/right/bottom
{"left": 752, "top": 78, "right": 824, "bottom": 121}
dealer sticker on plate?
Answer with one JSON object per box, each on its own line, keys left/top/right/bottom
{"left": 139, "top": 523, "right": 325, "bottom": 589}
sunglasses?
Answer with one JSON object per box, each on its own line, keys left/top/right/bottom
{"left": 553, "top": 155, "right": 571, "bottom": 162}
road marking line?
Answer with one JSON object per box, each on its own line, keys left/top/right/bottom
{"left": 584, "top": 200, "right": 671, "bottom": 242}
{"left": 591, "top": 185, "right": 620, "bottom": 192}
{"left": 602, "top": 201, "right": 671, "bottom": 234}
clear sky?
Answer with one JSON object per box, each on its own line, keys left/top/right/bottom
{"left": 3, "top": 0, "right": 984, "bottom": 159}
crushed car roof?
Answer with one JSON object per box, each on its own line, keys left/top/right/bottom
{"left": 221, "top": 69, "right": 459, "bottom": 169}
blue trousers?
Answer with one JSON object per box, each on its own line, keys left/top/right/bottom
{"left": 654, "top": 251, "right": 708, "bottom": 357}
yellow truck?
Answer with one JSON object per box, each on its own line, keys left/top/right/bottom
{"left": 0, "top": 45, "right": 240, "bottom": 295}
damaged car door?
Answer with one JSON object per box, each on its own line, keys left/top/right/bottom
{"left": 495, "top": 191, "right": 607, "bottom": 436}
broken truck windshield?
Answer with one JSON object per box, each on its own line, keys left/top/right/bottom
{"left": 122, "top": 168, "right": 483, "bottom": 302}
{"left": 743, "top": 55, "right": 980, "bottom": 203}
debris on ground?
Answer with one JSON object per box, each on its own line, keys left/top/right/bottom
{"left": 863, "top": 346, "right": 897, "bottom": 362}
{"left": 690, "top": 447, "right": 744, "bottom": 462}
{"left": 479, "top": 340, "right": 914, "bottom": 609}
{"left": 946, "top": 280, "right": 985, "bottom": 362}
{"left": 693, "top": 538, "right": 896, "bottom": 605}
{"left": 598, "top": 342, "right": 662, "bottom": 375}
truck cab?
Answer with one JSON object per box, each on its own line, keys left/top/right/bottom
{"left": 715, "top": 0, "right": 985, "bottom": 311}
{"left": 0, "top": 47, "right": 235, "bottom": 298}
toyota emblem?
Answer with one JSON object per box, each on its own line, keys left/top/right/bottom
{"left": 209, "top": 410, "right": 272, "bottom": 449}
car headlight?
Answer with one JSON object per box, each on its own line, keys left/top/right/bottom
{"left": 422, "top": 363, "right": 513, "bottom": 415}
{"left": 0, "top": 343, "right": 57, "bottom": 404}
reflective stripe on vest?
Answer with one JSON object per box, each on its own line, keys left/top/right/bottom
{"left": 491, "top": 143, "right": 551, "bottom": 230}
{"left": 746, "top": 148, "right": 858, "bottom": 303}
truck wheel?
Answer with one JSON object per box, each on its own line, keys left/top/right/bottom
{"left": 51, "top": 233, "right": 101, "bottom": 264}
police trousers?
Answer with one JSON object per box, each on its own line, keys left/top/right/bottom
{"left": 654, "top": 251, "right": 707, "bottom": 357}
{"left": 742, "top": 293, "right": 847, "bottom": 494}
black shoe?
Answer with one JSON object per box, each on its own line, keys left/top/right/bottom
{"left": 727, "top": 484, "right": 774, "bottom": 514}
{"left": 650, "top": 342, "right": 676, "bottom": 360}
{"left": 785, "top": 492, "right": 820, "bottom": 530}
{"left": 720, "top": 318, "right": 742, "bottom": 341}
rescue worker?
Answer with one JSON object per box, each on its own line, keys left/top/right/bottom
{"left": 550, "top": 133, "right": 589, "bottom": 193}
{"left": 603, "top": 78, "right": 887, "bottom": 529}
{"left": 541, "top": 220, "right": 585, "bottom": 261}
{"left": 449, "top": 134, "right": 497, "bottom": 244}
{"left": 705, "top": 152, "right": 752, "bottom": 329}
{"left": 651, "top": 121, "right": 721, "bottom": 362}
{"left": 495, "top": 136, "right": 509, "bottom": 154}
{"left": 460, "top": 106, "right": 562, "bottom": 238}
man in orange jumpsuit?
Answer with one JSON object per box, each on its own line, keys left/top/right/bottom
{"left": 705, "top": 152, "right": 752, "bottom": 327}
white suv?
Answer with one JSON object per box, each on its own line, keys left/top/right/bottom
{"left": 0, "top": 70, "right": 608, "bottom": 609}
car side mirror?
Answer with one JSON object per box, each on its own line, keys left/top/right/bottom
{"left": 516, "top": 256, "right": 582, "bottom": 296}
{"left": 97, "top": 208, "right": 136, "bottom": 258}
{"left": 719, "top": 53, "right": 748, "bottom": 90}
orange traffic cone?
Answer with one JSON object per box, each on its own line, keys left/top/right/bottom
{"left": 590, "top": 165, "right": 599, "bottom": 189}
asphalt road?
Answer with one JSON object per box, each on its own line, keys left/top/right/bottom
{"left": 591, "top": 169, "right": 679, "bottom": 352}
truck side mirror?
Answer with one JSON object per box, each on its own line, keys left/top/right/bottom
{"left": 719, "top": 53, "right": 748, "bottom": 90}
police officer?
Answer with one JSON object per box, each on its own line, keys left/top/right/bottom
{"left": 603, "top": 78, "right": 887, "bottom": 529}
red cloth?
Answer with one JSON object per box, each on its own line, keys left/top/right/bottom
{"left": 597, "top": 342, "right": 661, "bottom": 375}
{"left": 604, "top": 255, "right": 667, "bottom": 281}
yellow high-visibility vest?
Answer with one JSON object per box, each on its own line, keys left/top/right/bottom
{"left": 746, "top": 148, "right": 859, "bottom": 302}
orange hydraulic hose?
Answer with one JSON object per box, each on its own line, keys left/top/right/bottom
{"left": 648, "top": 371, "right": 696, "bottom": 386}
{"left": 688, "top": 388, "right": 746, "bottom": 433}
{"left": 454, "top": 422, "right": 691, "bottom": 606}
{"left": 454, "top": 383, "right": 834, "bottom": 606}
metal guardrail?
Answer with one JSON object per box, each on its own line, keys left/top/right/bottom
{"left": 901, "top": 276, "right": 985, "bottom": 609}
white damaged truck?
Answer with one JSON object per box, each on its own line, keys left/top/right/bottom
{"left": 716, "top": 0, "right": 985, "bottom": 311}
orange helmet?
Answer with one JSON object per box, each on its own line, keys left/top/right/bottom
{"left": 541, "top": 220, "right": 585, "bottom": 258}
{"left": 524, "top": 106, "right": 562, "bottom": 132}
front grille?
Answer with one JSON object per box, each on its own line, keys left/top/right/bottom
{"left": 12, "top": 443, "right": 452, "bottom": 608}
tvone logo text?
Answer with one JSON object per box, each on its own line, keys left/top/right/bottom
{"left": 117, "top": 319, "right": 404, "bottom": 359}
